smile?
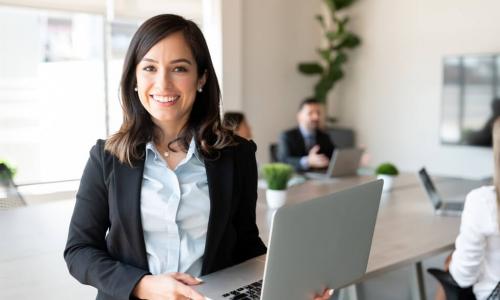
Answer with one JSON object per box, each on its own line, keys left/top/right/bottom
{"left": 151, "top": 95, "right": 180, "bottom": 103}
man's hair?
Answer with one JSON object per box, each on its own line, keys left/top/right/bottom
{"left": 298, "top": 98, "right": 321, "bottom": 111}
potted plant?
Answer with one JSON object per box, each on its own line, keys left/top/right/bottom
{"left": 297, "top": 0, "right": 361, "bottom": 123}
{"left": 262, "top": 163, "right": 294, "bottom": 209}
{"left": 375, "top": 162, "right": 399, "bottom": 192}
{"left": 0, "top": 159, "right": 16, "bottom": 187}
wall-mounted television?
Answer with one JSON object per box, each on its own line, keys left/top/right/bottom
{"left": 440, "top": 54, "right": 500, "bottom": 147}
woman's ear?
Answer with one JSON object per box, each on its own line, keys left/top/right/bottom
{"left": 197, "top": 70, "right": 207, "bottom": 91}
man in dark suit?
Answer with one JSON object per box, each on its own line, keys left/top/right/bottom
{"left": 278, "top": 98, "right": 335, "bottom": 172}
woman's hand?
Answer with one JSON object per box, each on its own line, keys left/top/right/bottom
{"left": 133, "top": 272, "right": 205, "bottom": 300}
{"left": 444, "top": 252, "right": 453, "bottom": 271}
{"left": 313, "top": 288, "right": 334, "bottom": 300}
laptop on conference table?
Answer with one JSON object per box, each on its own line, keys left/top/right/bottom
{"left": 195, "top": 180, "right": 383, "bottom": 300}
{"left": 417, "top": 167, "right": 464, "bottom": 216}
{"left": 305, "top": 148, "right": 365, "bottom": 180}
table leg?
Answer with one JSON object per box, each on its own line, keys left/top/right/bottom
{"left": 410, "top": 261, "right": 427, "bottom": 300}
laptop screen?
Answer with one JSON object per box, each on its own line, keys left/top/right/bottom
{"left": 418, "top": 168, "right": 442, "bottom": 209}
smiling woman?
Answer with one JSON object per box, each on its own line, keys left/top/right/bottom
{"left": 63, "top": 14, "right": 267, "bottom": 300}
{"left": 63, "top": 14, "right": 333, "bottom": 300}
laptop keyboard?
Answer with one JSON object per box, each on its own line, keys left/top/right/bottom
{"left": 444, "top": 201, "right": 464, "bottom": 210}
{"left": 221, "top": 280, "right": 262, "bottom": 300}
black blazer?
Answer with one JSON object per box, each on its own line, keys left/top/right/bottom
{"left": 64, "top": 138, "right": 267, "bottom": 300}
{"left": 277, "top": 127, "right": 335, "bottom": 171}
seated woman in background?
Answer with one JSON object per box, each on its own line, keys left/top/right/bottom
{"left": 222, "top": 111, "right": 253, "bottom": 140}
{"left": 446, "top": 118, "right": 500, "bottom": 299}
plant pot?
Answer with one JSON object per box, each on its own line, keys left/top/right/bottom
{"left": 266, "top": 189, "right": 287, "bottom": 209}
{"left": 377, "top": 174, "right": 395, "bottom": 192}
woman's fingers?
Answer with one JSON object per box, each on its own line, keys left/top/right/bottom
{"left": 170, "top": 272, "right": 204, "bottom": 285}
{"left": 173, "top": 280, "right": 205, "bottom": 300}
{"left": 313, "top": 288, "right": 334, "bottom": 300}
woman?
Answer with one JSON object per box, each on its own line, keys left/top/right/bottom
{"left": 64, "top": 14, "right": 332, "bottom": 300}
{"left": 446, "top": 118, "right": 500, "bottom": 299}
{"left": 222, "top": 111, "right": 253, "bottom": 140}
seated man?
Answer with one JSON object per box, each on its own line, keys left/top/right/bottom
{"left": 278, "top": 98, "right": 335, "bottom": 172}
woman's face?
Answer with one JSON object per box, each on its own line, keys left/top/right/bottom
{"left": 236, "top": 119, "right": 253, "bottom": 140}
{"left": 135, "top": 31, "right": 206, "bottom": 130}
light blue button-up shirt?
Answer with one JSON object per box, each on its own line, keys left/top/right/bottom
{"left": 140, "top": 138, "right": 210, "bottom": 276}
{"left": 299, "top": 125, "right": 316, "bottom": 170}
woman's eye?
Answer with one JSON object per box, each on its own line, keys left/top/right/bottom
{"left": 143, "top": 65, "right": 156, "bottom": 72}
{"left": 173, "top": 66, "right": 187, "bottom": 72}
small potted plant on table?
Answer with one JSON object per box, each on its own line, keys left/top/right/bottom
{"left": 262, "top": 163, "right": 293, "bottom": 209}
{"left": 375, "top": 162, "right": 399, "bottom": 192}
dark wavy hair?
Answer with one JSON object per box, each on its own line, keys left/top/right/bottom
{"left": 223, "top": 112, "right": 246, "bottom": 131}
{"left": 105, "top": 14, "right": 235, "bottom": 166}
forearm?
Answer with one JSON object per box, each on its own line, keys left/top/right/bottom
{"left": 65, "top": 244, "right": 149, "bottom": 299}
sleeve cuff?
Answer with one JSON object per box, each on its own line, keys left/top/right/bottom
{"left": 300, "top": 156, "right": 309, "bottom": 171}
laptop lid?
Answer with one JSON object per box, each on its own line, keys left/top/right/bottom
{"left": 418, "top": 167, "right": 443, "bottom": 209}
{"left": 260, "top": 179, "right": 383, "bottom": 299}
{"left": 326, "top": 148, "right": 364, "bottom": 178}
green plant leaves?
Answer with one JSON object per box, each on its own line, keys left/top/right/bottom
{"left": 314, "top": 67, "right": 343, "bottom": 102}
{"left": 0, "top": 160, "right": 16, "bottom": 181}
{"left": 339, "top": 32, "right": 361, "bottom": 49}
{"left": 317, "top": 48, "right": 331, "bottom": 61}
{"left": 298, "top": 62, "right": 324, "bottom": 75}
{"left": 331, "top": 0, "right": 356, "bottom": 10}
{"left": 315, "top": 14, "right": 326, "bottom": 29}
{"left": 375, "top": 163, "right": 399, "bottom": 176}
{"left": 262, "top": 163, "right": 293, "bottom": 190}
{"left": 297, "top": 0, "right": 360, "bottom": 106}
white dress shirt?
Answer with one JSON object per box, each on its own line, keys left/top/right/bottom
{"left": 140, "top": 139, "right": 210, "bottom": 277}
{"left": 449, "top": 186, "right": 500, "bottom": 300}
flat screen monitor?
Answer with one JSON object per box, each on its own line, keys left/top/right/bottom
{"left": 440, "top": 54, "right": 500, "bottom": 147}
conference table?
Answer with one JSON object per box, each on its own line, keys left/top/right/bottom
{"left": 0, "top": 173, "right": 490, "bottom": 299}
{"left": 256, "top": 173, "right": 489, "bottom": 300}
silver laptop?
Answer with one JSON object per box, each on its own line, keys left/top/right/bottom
{"left": 418, "top": 167, "right": 464, "bottom": 216}
{"left": 305, "top": 148, "right": 364, "bottom": 180}
{"left": 195, "top": 180, "right": 383, "bottom": 300}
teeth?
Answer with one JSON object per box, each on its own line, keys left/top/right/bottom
{"left": 152, "top": 95, "right": 178, "bottom": 103}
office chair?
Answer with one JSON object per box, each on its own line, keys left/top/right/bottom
{"left": 269, "top": 143, "right": 278, "bottom": 162}
{"left": 427, "top": 268, "right": 476, "bottom": 300}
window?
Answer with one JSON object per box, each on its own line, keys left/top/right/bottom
{"left": 0, "top": 1, "right": 209, "bottom": 194}
{"left": 0, "top": 6, "right": 106, "bottom": 184}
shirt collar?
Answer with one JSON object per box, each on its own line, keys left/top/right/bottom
{"left": 145, "top": 137, "right": 200, "bottom": 164}
{"left": 299, "top": 125, "right": 315, "bottom": 138}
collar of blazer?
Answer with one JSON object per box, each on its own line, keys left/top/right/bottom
{"left": 112, "top": 147, "right": 235, "bottom": 273}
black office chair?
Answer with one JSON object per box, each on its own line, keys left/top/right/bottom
{"left": 427, "top": 268, "right": 476, "bottom": 300}
{"left": 269, "top": 143, "right": 279, "bottom": 163}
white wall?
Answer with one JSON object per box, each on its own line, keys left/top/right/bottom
{"left": 241, "top": 0, "right": 322, "bottom": 163}
{"left": 329, "top": 0, "right": 500, "bottom": 178}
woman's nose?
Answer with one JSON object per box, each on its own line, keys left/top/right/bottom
{"left": 155, "top": 70, "right": 173, "bottom": 90}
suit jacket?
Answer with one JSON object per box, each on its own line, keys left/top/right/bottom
{"left": 278, "top": 127, "right": 335, "bottom": 171}
{"left": 64, "top": 137, "right": 267, "bottom": 300}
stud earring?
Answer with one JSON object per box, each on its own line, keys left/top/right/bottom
{"left": 134, "top": 87, "right": 138, "bottom": 92}
{"left": 197, "top": 87, "right": 203, "bottom": 93}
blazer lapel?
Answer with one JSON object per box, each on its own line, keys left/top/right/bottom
{"left": 113, "top": 157, "right": 149, "bottom": 270}
{"left": 201, "top": 148, "right": 234, "bottom": 274}
{"left": 293, "top": 128, "right": 307, "bottom": 154}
